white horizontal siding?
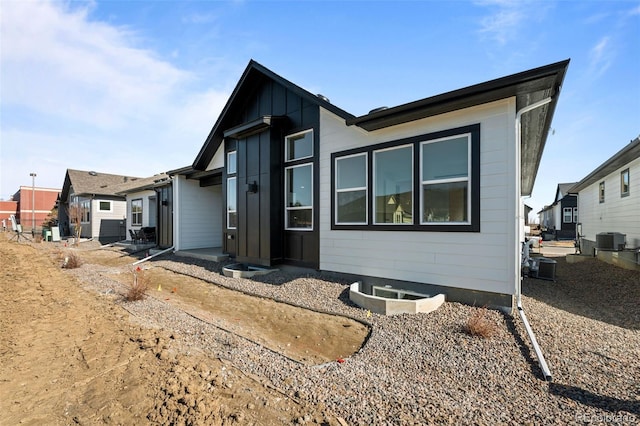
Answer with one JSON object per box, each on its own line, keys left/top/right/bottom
{"left": 578, "top": 156, "right": 640, "bottom": 247}
{"left": 125, "top": 190, "right": 156, "bottom": 236}
{"left": 319, "top": 99, "right": 517, "bottom": 295}
{"left": 90, "top": 199, "right": 127, "bottom": 239}
{"left": 174, "top": 177, "right": 222, "bottom": 250}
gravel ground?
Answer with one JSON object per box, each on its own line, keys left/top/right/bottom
{"left": 69, "top": 246, "right": 639, "bottom": 425}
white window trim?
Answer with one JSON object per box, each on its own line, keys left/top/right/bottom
{"left": 335, "top": 153, "right": 368, "bottom": 225}
{"left": 285, "top": 129, "right": 314, "bottom": 162}
{"left": 285, "top": 163, "right": 313, "bottom": 231}
{"left": 227, "top": 177, "right": 237, "bottom": 230}
{"left": 563, "top": 207, "right": 573, "bottom": 223}
{"left": 131, "top": 198, "right": 143, "bottom": 226}
{"left": 373, "top": 144, "right": 414, "bottom": 225}
{"left": 227, "top": 151, "right": 237, "bottom": 175}
{"left": 573, "top": 207, "right": 578, "bottom": 223}
{"left": 420, "top": 134, "right": 471, "bottom": 225}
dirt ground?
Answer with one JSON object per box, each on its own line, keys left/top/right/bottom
{"left": 0, "top": 234, "right": 367, "bottom": 425}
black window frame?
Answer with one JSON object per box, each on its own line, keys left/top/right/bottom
{"left": 331, "top": 124, "right": 480, "bottom": 232}
{"left": 599, "top": 181, "right": 605, "bottom": 203}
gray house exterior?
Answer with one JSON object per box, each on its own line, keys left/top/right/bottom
{"left": 181, "top": 59, "right": 569, "bottom": 309}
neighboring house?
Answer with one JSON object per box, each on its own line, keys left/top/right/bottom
{"left": 570, "top": 136, "right": 640, "bottom": 255}
{"left": 58, "top": 169, "right": 142, "bottom": 243}
{"left": 537, "top": 183, "right": 578, "bottom": 240}
{"left": 179, "top": 59, "right": 568, "bottom": 309}
{"left": 11, "top": 186, "right": 60, "bottom": 232}
{"left": 113, "top": 173, "right": 169, "bottom": 243}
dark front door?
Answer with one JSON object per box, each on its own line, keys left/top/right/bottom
{"left": 156, "top": 185, "right": 173, "bottom": 248}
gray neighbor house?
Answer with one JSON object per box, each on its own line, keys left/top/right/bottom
{"left": 58, "top": 169, "right": 143, "bottom": 243}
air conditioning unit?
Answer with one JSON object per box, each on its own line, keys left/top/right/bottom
{"left": 596, "top": 232, "right": 626, "bottom": 251}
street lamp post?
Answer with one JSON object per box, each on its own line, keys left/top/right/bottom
{"left": 30, "top": 173, "right": 36, "bottom": 237}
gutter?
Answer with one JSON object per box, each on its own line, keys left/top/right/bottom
{"left": 515, "top": 97, "right": 554, "bottom": 381}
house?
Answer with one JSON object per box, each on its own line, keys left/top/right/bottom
{"left": 570, "top": 136, "right": 640, "bottom": 261}
{"left": 537, "top": 183, "right": 578, "bottom": 240}
{"left": 58, "top": 169, "right": 142, "bottom": 243}
{"left": 113, "top": 173, "right": 169, "bottom": 244}
{"left": 180, "top": 59, "right": 569, "bottom": 310}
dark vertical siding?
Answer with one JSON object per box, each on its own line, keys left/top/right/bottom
{"left": 222, "top": 79, "right": 319, "bottom": 268}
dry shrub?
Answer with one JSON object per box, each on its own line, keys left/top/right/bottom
{"left": 465, "top": 307, "right": 499, "bottom": 338}
{"left": 61, "top": 251, "right": 81, "bottom": 269}
{"left": 126, "top": 266, "right": 149, "bottom": 302}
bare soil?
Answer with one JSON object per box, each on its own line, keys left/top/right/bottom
{"left": 0, "top": 235, "right": 367, "bottom": 425}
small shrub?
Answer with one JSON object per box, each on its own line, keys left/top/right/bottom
{"left": 61, "top": 251, "right": 81, "bottom": 269}
{"left": 126, "top": 266, "right": 149, "bottom": 301}
{"left": 465, "top": 307, "right": 499, "bottom": 338}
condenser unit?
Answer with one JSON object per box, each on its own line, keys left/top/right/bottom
{"left": 596, "top": 232, "right": 626, "bottom": 251}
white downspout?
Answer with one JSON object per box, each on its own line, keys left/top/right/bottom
{"left": 515, "top": 97, "right": 553, "bottom": 381}
{"left": 132, "top": 246, "right": 175, "bottom": 265}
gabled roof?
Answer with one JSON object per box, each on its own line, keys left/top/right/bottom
{"left": 555, "top": 182, "right": 578, "bottom": 202}
{"left": 347, "top": 60, "right": 570, "bottom": 196}
{"left": 192, "top": 59, "right": 569, "bottom": 196}
{"left": 193, "top": 60, "right": 354, "bottom": 170}
{"left": 112, "top": 173, "right": 170, "bottom": 195}
{"left": 570, "top": 136, "right": 640, "bottom": 194}
{"left": 60, "top": 169, "right": 143, "bottom": 201}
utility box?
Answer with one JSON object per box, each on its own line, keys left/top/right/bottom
{"left": 596, "top": 232, "right": 626, "bottom": 251}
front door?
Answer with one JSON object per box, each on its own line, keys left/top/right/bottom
{"left": 156, "top": 185, "right": 173, "bottom": 248}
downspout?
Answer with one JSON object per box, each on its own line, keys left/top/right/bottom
{"left": 132, "top": 246, "right": 174, "bottom": 265}
{"left": 515, "top": 97, "right": 553, "bottom": 381}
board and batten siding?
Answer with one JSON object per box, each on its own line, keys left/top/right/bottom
{"left": 577, "top": 156, "right": 640, "bottom": 248}
{"left": 174, "top": 176, "right": 222, "bottom": 250}
{"left": 319, "top": 98, "right": 519, "bottom": 296}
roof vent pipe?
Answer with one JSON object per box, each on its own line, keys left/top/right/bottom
{"left": 317, "top": 94, "right": 330, "bottom": 103}
{"left": 369, "top": 106, "right": 389, "bottom": 114}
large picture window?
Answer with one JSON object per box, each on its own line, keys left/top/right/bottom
{"left": 331, "top": 124, "right": 480, "bottom": 232}
{"left": 285, "top": 164, "right": 313, "bottom": 230}
{"left": 131, "top": 199, "right": 143, "bottom": 226}
{"left": 421, "top": 135, "right": 470, "bottom": 224}
{"left": 374, "top": 145, "right": 413, "bottom": 224}
{"left": 335, "top": 153, "right": 367, "bottom": 224}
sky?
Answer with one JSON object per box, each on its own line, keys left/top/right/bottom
{"left": 1, "top": 0, "right": 639, "bottom": 221}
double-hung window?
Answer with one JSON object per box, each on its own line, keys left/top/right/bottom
{"left": 331, "top": 124, "right": 479, "bottom": 232}
{"left": 599, "top": 181, "right": 605, "bottom": 203}
{"left": 563, "top": 207, "right": 573, "bottom": 223}
{"left": 131, "top": 199, "right": 143, "bottom": 226}
{"left": 285, "top": 130, "right": 314, "bottom": 230}
{"left": 421, "top": 135, "right": 470, "bottom": 224}
{"left": 335, "top": 153, "right": 367, "bottom": 224}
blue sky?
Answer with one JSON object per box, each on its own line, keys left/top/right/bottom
{"left": 1, "top": 0, "right": 638, "bottom": 220}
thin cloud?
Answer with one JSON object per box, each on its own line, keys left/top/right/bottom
{"left": 588, "top": 36, "right": 613, "bottom": 79}
{"left": 475, "top": 0, "right": 552, "bottom": 45}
